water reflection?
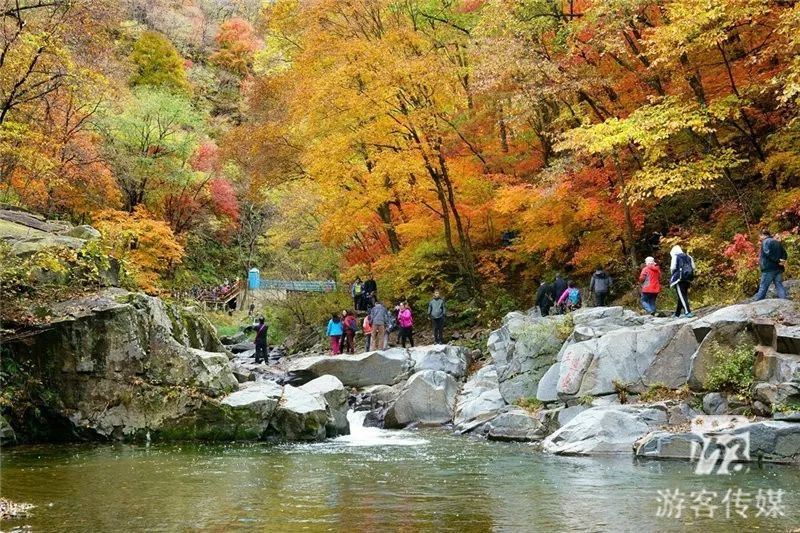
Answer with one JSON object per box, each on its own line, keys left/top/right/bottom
{"left": 1, "top": 431, "right": 799, "bottom": 532}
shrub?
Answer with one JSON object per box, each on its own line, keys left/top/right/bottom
{"left": 514, "top": 397, "right": 543, "bottom": 414}
{"left": 639, "top": 383, "right": 691, "bottom": 403}
{"left": 705, "top": 340, "right": 755, "bottom": 397}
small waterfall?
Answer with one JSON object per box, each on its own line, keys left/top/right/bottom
{"left": 333, "top": 410, "right": 428, "bottom": 447}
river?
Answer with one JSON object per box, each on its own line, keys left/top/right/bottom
{"left": 1, "top": 412, "right": 799, "bottom": 532}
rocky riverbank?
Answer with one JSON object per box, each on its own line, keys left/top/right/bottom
{"left": 3, "top": 287, "right": 799, "bottom": 466}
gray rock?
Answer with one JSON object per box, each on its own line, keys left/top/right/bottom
{"left": 0, "top": 415, "right": 16, "bottom": 446}
{"left": 536, "top": 363, "right": 561, "bottom": 403}
{"left": 287, "top": 349, "right": 412, "bottom": 387}
{"left": 777, "top": 325, "right": 800, "bottom": 355}
{"left": 702, "top": 392, "right": 728, "bottom": 415}
{"left": 753, "top": 382, "right": 800, "bottom": 407}
{"left": 690, "top": 299, "right": 798, "bottom": 343}
{"left": 542, "top": 405, "right": 667, "bottom": 455}
{"left": 66, "top": 225, "right": 101, "bottom": 240}
{"left": 299, "top": 375, "right": 349, "bottom": 437}
{"left": 774, "top": 411, "right": 800, "bottom": 422}
{"left": 557, "top": 322, "right": 697, "bottom": 400}
{"left": 557, "top": 405, "right": 587, "bottom": 427}
{"left": 268, "top": 385, "right": 328, "bottom": 441}
{"left": 409, "top": 345, "right": 470, "bottom": 378}
{"left": 220, "top": 331, "right": 247, "bottom": 345}
{"left": 229, "top": 341, "right": 256, "bottom": 354}
{"left": 221, "top": 381, "right": 282, "bottom": 418}
{"left": 666, "top": 402, "right": 700, "bottom": 426}
{"left": 2, "top": 289, "right": 240, "bottom": 441}
{"left": 636, "top": 421, "right": 800, "bottom": 464}
{"left": 453, "top": 365, "right": 505, "bottom": 431}
{"left": 385, "top": 370, "right": 459, "bottom": 428}
{"left": 490, "top": 315, "right": 564, "bottom": 403}
{"left": 483, "top": 407, "right": 546, "bottom": 442}
{"left": 754, "top": 349, "right": 800, "bottom": 384}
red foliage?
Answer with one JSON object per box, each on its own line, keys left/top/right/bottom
{"left": 209, "top": 178, "right": 239, "bottom": 222}
{"left": 723, "top": 233, "right": 758, "bottom": 271}
{"left": 190, "top": 141, "right": 221, "bottom": 173}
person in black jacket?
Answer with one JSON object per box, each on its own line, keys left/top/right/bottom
{"left": 254, "top": 317, "right": 269, "bottom": 364}
{"left": 551, "top": 274, "right": 567, "bottom": 314}
{"left": 589, "top": 266, "right": 612, "bottom": 306}
{"left": 755, "top": 229, "right": 788, "bottom": 300}
{"left": 363, "top": 276, "right": 378, "bottom": 310}
{"left": 535, "top": 280, "right": 554, "bottom": 316}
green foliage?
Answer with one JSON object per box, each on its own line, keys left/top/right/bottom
{"left": 772, "top": 401, "right": 800, "bottom": 414}
{"left": 513, "top": 397, "right": 543, "bottom": 414}
{"left": 578, "top": 395, "right": 594, "bottom": 407}
{"left": 705, "top": 340, "right": 755, "bottom": 397}
{"left": 130, "top": 32, "right": 191, "bottom": 94}
{"left": 639, "top": 383, "right": 691, "bottom": 403}
{"left": 555, "top": 314, "right": 574, "bottom": 343}
{"left": 612, "top": 379, "right": 632, "bottom": 404}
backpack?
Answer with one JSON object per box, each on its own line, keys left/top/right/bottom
{"left": 568, "top": 288, "right": 581, "bottom": 306}
{"left": 677, "top": 253, "right": 695, "bottom": 281}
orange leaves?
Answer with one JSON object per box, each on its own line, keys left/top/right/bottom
{"left": 93, "top": 207, "right": 184, "bottom": 293}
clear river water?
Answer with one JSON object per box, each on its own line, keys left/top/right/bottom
{"left": 1, "top": 412, "right": 799, "bottom": 532}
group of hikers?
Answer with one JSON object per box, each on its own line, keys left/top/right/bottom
{"left": 325, "top": 289, "right": 447, "bottom": 355}
{"left": 535, "top": 230, "right": 789, "bottom": 317}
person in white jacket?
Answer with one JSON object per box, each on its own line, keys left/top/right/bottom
{"left": 669, "top": 245, "right": 696, "bottom": 318}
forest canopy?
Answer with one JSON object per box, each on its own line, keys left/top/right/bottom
{"left": 2, "top": 0, "right": 800, "bottom": 313}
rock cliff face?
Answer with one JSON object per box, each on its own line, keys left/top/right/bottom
{"left": 1, "top": 289, "right": 351, "bottom": 443}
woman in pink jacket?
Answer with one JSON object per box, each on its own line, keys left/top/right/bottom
{"left": 397, "top": 302, "right": 414, "bottom": 348}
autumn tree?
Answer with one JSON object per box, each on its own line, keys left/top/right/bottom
{"left": 130, "top": 31, "right": 191, "bottom": 94}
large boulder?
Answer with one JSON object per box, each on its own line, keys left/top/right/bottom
{"left": 221, "top": 381, "right": 283, "bottom": 418}
{"left": 482, "top": 407, "right": 546, "bottom": 442}
{"left": 408, "top": 345, "right": 470, "bottom": 378}
{"left": 489, "top": 315, "right": 565, "bottom": 403}
{"left": 299, "top": 375, "right": 350, "bottom": 437}
{"left": 385, "top": 370, "right": 459, "bottom": 428}
{"left": 286, "top": 349, "right": 412, "bottom": 387}
{"left": 690, "top": 299, "right": 799, "bottom": 343}
{"left": 267, "top": 385, "right": 329, "bottom": 441}
{"left": 0, "top": 415, "right": 17, "bottom": 446}
{"left": 542, "top": 405, "right": 667, "bottom": 455}
{"left": 1, "top": 290, "right": 239, "bottom": 442}
{"left": 635, "top": 421, "right": 800, "bottom": 464}
{"left": 453, "top": 365, "right": 505, "bottom": 432}
{"left": 556, "top": 322, "right": 698, "bottom": 399}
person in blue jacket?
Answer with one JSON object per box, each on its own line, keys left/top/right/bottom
{"left": 326, "top": 314, "right": 344, "bottom": 355}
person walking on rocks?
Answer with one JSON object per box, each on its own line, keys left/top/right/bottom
{"left": 342, "top": 310, "right": 357, "bottom": 354}
{"left": 362, "top": 314, "right": 373, "bottom": 352}
{"left": 254, "top": 316, "right": 269, "bottom": 364}
{"left": 755, "top": 229, "right": 788, "bottom": 300}
{"left": 551, "top": 274, "right": 567, "bottom": 313}
{"left": 535, "top": 280, "right": 554, "bottom": 316}
{"left": 638, "top": 257, "right": 661, "bottom": 315}
{"left": 428, "top": 290, "right": 447, "bottom": 344}
{"left": 363, "top": 276, "right": 378, "bottom": 311}
{"left": 670, "top": 245, "right": 696, "bottom": 318}
{"left": 589, "top": 266, "right": 612, "bottom": 306}
{"left": 326, "top": 313, "right": 344, "bottom": 355}
{"left": 369, "top": 300, "right": 391, "bottom": 351}
{"left": 556, "top": 281, "right": 582, "bottom": 312}
{"left": 351, "top": 277, "right": 365, "bottom": 312}
{"left": 397, "top": 302, "right": 414, "bottom": 348}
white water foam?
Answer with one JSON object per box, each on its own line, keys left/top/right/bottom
{"left": 333, "top": 410, "right": 428, "bottom": 447}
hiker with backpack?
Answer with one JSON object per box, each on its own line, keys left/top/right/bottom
{"left": 754, "top": 229, "right": 789, "bottom": 300}
{"left": 670, "top": 245, "right": 696, "bottom": 318}
{"left": 589, "top": 266, "right": 612, "bottom": 306}
{"left": 326, "top": 313, "right": 344, "bottom": 355}
{"left": 556, "top": 281, "right": 582, "bottom": 312}
{"left": 638, "top": 257, "right": 661, "bottom": 315}
{"left": 341, "top": 310, "right": 358, "bottom": 354}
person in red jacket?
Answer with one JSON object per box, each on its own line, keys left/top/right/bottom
{"left": 638, "top": 256, "right": 661, "bottom": 315}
